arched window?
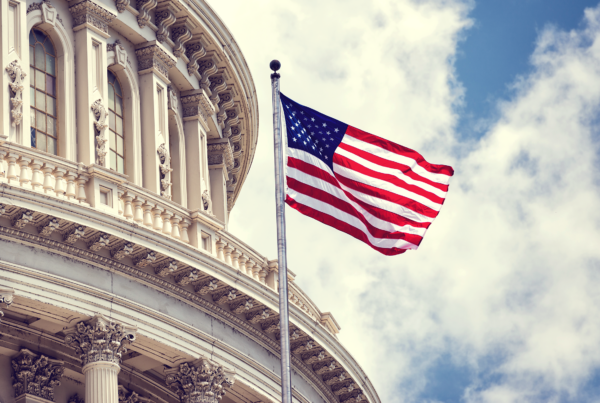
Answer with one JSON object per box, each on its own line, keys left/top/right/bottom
{"left": 108, "top": 70, "right": 125, "bottom": 174}
{"left": 29, "top": 29, "right": 57, "bottom": 155}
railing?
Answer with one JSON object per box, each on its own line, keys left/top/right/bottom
{"left": 0, "top": 141, "right": 335, "bottom": 334}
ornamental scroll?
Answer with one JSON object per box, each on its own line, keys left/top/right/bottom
{"left": 157, "top": 143, "right": 173, "bottom": 198}
{"left": 5, "top": 61, "right": 26, "bottom": 127}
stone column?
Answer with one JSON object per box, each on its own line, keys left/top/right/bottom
{"left": 65, "top": 314, "right": 137, "bottom": 403}
{"left": 11, "top": 349, "right": 64, "bottom": 403}
{"left": 181, "top": 89, "right": 214, "bottom": 211}
{"left": 68, "top": 0, "right": 116, "bottom": 167}
{"left": 165, "top": 358, "right": 235, "bottom": 403}
{"left": 207, "top": 139, "right": 233, "bottom": 226}
{"left": 134, "top": 42, "right": 176, "bottom": 194}
{"left": 0, "top": 286, "right": 14, "bottom": 323}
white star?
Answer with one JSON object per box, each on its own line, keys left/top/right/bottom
{"left": 304, "top": 118, "right": 307, "bottom": 121}
{"left": 323, "top": 123, "right": 327, "bottom": 127}
{"left": 322, "top": 137, "right": 326, "bottom": 141}
{"left": 292, "top": 112, "right": 296, "bottom": 116}
{"left": 295, "top": 122, "right": 299, "bottom": 127}
{"left": 327, "top": 131, "right": 331, "bottom": 135}
{"left": 326, "top": 144, "right": 329, "bottom": 148}
{"left": 319, "top": 148, "right": 323, "bottom": 152}
{"left": 325, "top": 156, "right": 328, "bottom": 159}
{"left": 334, "top": 128, "right": 339, "bottom": 132}
{"left": 293, "top": 138, "right": 297, "bottom": 142}
{"left": 301, "top": 111, "right": 304, "bottom": 114}
{"left": 303, "top": 141, "right": 306, "bottom": 145}
{"left": 312, "top": 145, "right": 315, "bottom": 149}
{"left": 291, "top": 126, "right": 295, "bottom": 130}
{"left": 311, "top": 118, "right": 315, "bottom": 122}
{"left": 330, "top": 137, "right": 334, "bottom": 141}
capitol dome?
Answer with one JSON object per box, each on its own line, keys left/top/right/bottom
{"left": 0, "top": 1, "right": 380, "bottom": 403}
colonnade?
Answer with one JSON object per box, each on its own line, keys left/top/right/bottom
{"left": 3, "top": 312, "right": 235, "bottom": 403}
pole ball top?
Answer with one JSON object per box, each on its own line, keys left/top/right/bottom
{"left": 270, "top": 60, "right": 281, "bottom": 72}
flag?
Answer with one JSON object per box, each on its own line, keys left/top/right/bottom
{"left": 281, "top": 94, "right": 454, "bottom": 256}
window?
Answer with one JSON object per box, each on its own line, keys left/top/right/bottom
{"left": 29, "top": 29, "right": 57, "bottom": 155}
{"left": 107, "top": 70, "right": 125, "bottom": 173}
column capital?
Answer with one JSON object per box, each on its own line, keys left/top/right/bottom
{"left": 207, "top": 139, "right": 234, "bottom": 171}
{"left": 165, "top": 358, "right": 235, "bottom": 403}
{"left": 12, "top": 348, "right": 64, "bottom": 401}
{"left": 181, "top": 89, "right": 214, "bottom": 127}
{"left": 68, "top": 0, "right": 116, "bottom": 38}
{"left": 135, "top": 41, "right": 176, "bottom": 83}
{"left": 65, "top": 313, "right": 137, "bottom": 367}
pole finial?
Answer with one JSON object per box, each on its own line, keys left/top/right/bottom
{"left": 270, "top": 60, "right": 281, "bottom": 78}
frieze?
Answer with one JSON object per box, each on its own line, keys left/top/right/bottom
{"left": 65, "top": 313, "right": 137, "bottom": 366}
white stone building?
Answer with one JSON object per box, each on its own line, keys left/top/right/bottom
{"left": 0, "top": 1, "right": 381, "bottom": 402}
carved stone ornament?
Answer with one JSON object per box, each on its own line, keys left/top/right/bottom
{"left": 0, "top": 287, "right": 14, "bottom": 322}
{"left": 118, "top": 385, "right": 154, "bottom": 403}
{"left": 136, "top": 0, "right": 157, "bottom": 28}
{"left": 5, "top": 61, "right": 26, "bottom": 127}
{"left": 208, "top": 75, "right": 227, "bottom": 106}
{"left": 135, "top": 44, "right": 176, "bottom": 81}
{"left": 108, "top": 39, "right": 128, "bottom": 68}
{"left": 197, "top": 58, "right": 218, "bottom": 93}
{"left": 68, "top": 393, "right": 84, "bottom": 403}
{"left": 63, "top": 225, "right": 85, "bottom": 244}
{"left": 157, "top": 143, "right": 173, "bottom": 198}
{"left": 207, "top": 141, "right": 234, "bottom": 170}
{"left": 165, "top": 359, "right": 235, "bottom": 403}
{"left": 38, "top": 217, "right": 60, "bottom": 236}
{"left": 186, "top": 42, "right": 206, "bottom": 76}
{"left": 68, "top": 0, "right": 116, "bottom": 36}
{"left": 155, "top": 5, "right": 176, "bottom": 43}
{"left": 27, "top": 0, "right": 60, "bottom": 26}
{"left": 12, "top": 210, "right": 34, "bottom": 229}
{"left": 175, "top": 270, "right": 198, "bottom": 286}
{"left": 11, "top": 349, "right": 64, "bottom": 401}
{"left": 195, "top": 278, "right": 218, "bottom": 295}
{"left": 155, "top": 260, "right": 177, "bottom": 277}
{"left": 64, "top": 313, "right": 137, "bottom": 366}
{"left": 167, "top": 85, "right": 178, "bottom": 112}
{"left": 171, "top": 18, "right": 193, "bottom": 59}
{"left": 114, "top": 0, "right": 130, "bottom": 13}
{"left": 133, "top": 250, "right": 156, "bottom": 267}
{"left": 181, "top": 90, "right": 214, "bottom": 123}
{"left": 91, "top": 99, "right": 109, "bottom": 165}
{"left": 201, "top": 190, "right": 212, "bottom": 214}
{"left": 88, "top": 232, "right": 110, "bottom": 251}
{"left": 111, "top": 242, "right": 134, "bottom": 260}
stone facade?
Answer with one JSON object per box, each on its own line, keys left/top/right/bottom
{"left": 0, "top": 0, "right": 378, "bottom": 403}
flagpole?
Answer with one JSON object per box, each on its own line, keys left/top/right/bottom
{"left": 270, "top": 60, "right": 293, "bottom": 403}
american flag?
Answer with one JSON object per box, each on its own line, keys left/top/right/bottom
{"left": 281, "top": 94, "right": 454, "bottom": 256}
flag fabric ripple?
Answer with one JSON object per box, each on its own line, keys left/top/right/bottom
{"left": 281, "top": 94, "right": 454, "bottom": 256}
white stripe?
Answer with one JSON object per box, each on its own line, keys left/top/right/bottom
{"left": 335, "top": 146, "right": 447, "bottom": 198}
{"left": 287, "top": 187, "right": 419, "bottom": 250}
{"left": 333, "top": 163, "right": 443, "bottom": 212}
{"left": 287, "top": 165, "right": 428, "bottom": 237}
{"left": 287, "top": 148, "right": 434, "bottom": 223}
{"left": 342, "top": 135, "right": 452, "bottom": 185}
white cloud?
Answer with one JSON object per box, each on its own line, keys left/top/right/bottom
{"left": 212, "top": 1, "right": 600, "bottom": 402}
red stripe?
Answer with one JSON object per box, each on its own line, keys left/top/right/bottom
{"left": 337, "top": 142, "right": 449, "bottom": 192}
{"left": 333, "top": 153, "right": 445, "bottom": 205}
{"left": 287, "top": 176, "right": 424, "bottom": 245}
{"left": 334, "top": 171, "right": 440, "bottom": 219}
{"left": 286, "top": 195, "right": 408, "bottom": 256}
{"left": 345, "top": 126, "right": 455, "bottom": 176}
{"left": 287, "top": 157, "right": 431, "bottom": 228}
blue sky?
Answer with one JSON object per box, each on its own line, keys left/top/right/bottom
{"left": 458, "top": 0, "right": 599, "bottom": 138}
{"left": 215, "top": 0, "right": 600, "bottom": 402}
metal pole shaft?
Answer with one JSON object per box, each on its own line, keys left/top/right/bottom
{"left": 271, "top": 65, "right": 292, "bottom": 403}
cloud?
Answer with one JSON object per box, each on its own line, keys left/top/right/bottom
{"left": 212, "top": 0, "right": 600, "bottom": 402}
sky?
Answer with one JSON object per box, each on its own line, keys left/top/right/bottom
{"left": 208, "top": 1, "right": 600, "bottom": 402}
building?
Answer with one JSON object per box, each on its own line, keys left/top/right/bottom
{"left": 0, "top": 1, "right": 381, "bottom": 402}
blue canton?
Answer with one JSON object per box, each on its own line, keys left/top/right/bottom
{"left": 280, "top": 93, "right": 348, "bottom": 171}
